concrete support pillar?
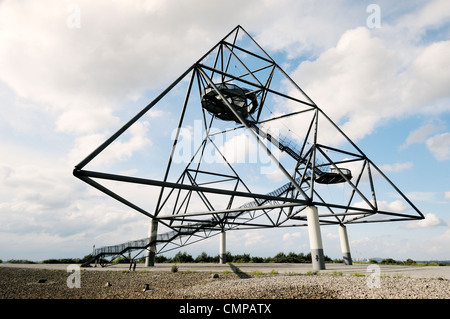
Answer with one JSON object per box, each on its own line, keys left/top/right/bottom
{"left": 306, "top": 206, "right": 326, "bottom": 270}
{"left": 219, "top": 230, "right": 226, "bottom": 264}
{"left": 339, "top": 224, "right": 352, "bottom": 265}
{"left": 145, "top": 219, "right": 158, "bottom": 267}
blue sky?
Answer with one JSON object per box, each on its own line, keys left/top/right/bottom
{"left": 0, "top": 0, "right": 449, "bottom": 262}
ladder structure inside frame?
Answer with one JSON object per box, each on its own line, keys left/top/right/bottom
{"left": 73, "top": 26, "right": 424, "bottom": 265}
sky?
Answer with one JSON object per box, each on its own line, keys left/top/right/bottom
{"left": 0, "top": 0, "right": 449, "bottom": 262}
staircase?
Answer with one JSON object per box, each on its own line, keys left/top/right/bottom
{"left": 249, "top": 123, "right": 352, "bottom": 184}
{"left": 91, "top": 175, "right": 303, "bottom": 262}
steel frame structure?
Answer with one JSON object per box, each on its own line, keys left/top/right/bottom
{"left": 73, "top": 26, "right": 424, "bottom": 263}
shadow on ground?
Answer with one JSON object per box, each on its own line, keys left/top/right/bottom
{"left": 228, "top": 263, "right": 251, "bottom": 279}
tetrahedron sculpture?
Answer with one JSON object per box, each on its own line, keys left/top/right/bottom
{"left": 73, "top": 26, "right": 424, "bottom": 267}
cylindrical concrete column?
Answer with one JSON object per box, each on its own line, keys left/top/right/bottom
{"left": 306, "top": 206, "right": 326, "bottom": 270}
{"left": 339, "top": 224, "right": 352, "bottom": 265}
{"left": 145, "top": 219, "right": 158, "bottom": 267}
{"left": 219, "top": 230, "right": 226, "bottom": 264}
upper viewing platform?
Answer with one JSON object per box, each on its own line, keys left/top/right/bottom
{"left": 201, "top": 83, "right": 259, "bottom": 123}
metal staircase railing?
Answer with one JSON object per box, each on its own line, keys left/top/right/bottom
{"left": 248, "top": 123, "right": 324, "bottom": 177}
{"left": 92, "top": 175, "right": 303, "bottom": 259}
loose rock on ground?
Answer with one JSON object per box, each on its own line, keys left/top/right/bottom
{"left": 0, "top": 267, "right": 448, "bottom": 299}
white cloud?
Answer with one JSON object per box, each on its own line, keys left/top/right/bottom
{"left": 403, "top": 213, "right": 447, "bottom": 229}
{"left": 1, "top": 1, "right": 448, "bottom": 140}
{"left": 0, "top": 162, "right": 87, "bottom": 242}
{"left": 404, "top": 41, "right": 450, "bottom": 109}
{"left": 265, "top": 169, "right": 287, "bottom": 183}
{"left": 290, "top": 27, "right": 400, "bottom": 142}
{"left": 426, "top": 132, "right": 450, "bottom": 161}
{"left": 399, "top": 121, "right": 449, "bottom": 161}
{"left": 0, "top": 1, "right": 230, "bottom": 136}
{"left": 243, "top": 231, "right": 265, "bottom": 247}
{"left": 56, "top": 107, "right": 120, "bottom": 134}
{"left": 326, "top": 232, "right": 338, "bottom": 240}
{"left": 217, "top": 132, "right": 283, "bottom": 177}
{"left": 338, "top": 160, "right": 413, "bottom": 185}
{"left": 0, "top": 0, "right": 372, "bottom": 138}
{"left": 282, "top": 232, "right": 302, "bottom": 241}
{"left": 254, "top": 0, "right": 362, "bottom": 58}
{"left": 393, "top": 0, "right": 450, "bottom": 47}
{"left": 68, "top": 121, "right": 151, "bottom": 167}
{"left": 219, "top": 133, "right": 259, "bottom": 164}
{"left": 2, "top": 1, "right": 446, "bottom": 141}
{"left": 290, "top": 27, "right": 450, "bottom": 145}
{"left": 348, "top": 199, "right": 408, "bottom": 217}
{"left": 400, "top": 122, "right": 445, "bottom": 150}
{"left": 379, "top": 162, "right": 413, "bottom": 173}
{"left": 405, "top": 192, "right": 438, "bottom": 202}
{"left": 445, "top": 191, "right": 450, "bottom": 199}
{"left": 377, "top": 200, "right": 408, "bottom": 213}
{"left": 147, "top": 109, "right": 165, "bottom": 119}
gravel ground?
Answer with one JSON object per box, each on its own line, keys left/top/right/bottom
{"left": 0, "top": 266, "right": 449, "bottom": 299}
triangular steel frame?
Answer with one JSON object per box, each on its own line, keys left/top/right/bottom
{"left": 73, "top": 26, "right": 424, "bottom": 259}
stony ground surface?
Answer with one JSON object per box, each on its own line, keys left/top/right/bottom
{"left": 0, "top": 266, "right": 448, "bottom": 299}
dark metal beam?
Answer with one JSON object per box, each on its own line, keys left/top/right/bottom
{"left": 73, "top": 169, "right": 310, "bottom": 205}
